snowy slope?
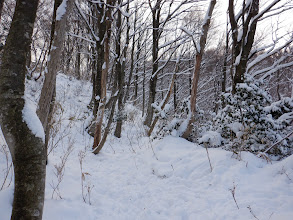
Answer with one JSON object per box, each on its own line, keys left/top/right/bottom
{"left": 1, "top": 74, "right": 293, "bottom": 220}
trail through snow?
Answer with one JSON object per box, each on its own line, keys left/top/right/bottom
{"left": 0, "top": 74, "right": 293, "bottom": 220}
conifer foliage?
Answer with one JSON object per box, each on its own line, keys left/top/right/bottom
{"left": 203, "top": 76, "right": 293, "bottom": 158}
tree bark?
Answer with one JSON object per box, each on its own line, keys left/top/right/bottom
{"left": 148, "top": 71, "right": 176, "bottom": 136}
{"left": 182, "top": 0, "right": 216, "bottom": 139}
{"left": 37, "top": 0, "right": 72, "bottom": 161}
{"left": 134, "top": 35, "right": 141, "bottom": 105}
{"left": 0, "top": 0, "right": 4, "bottom": 20}
{"left": 173, "top": 70, "right": 177, "bottom": 110}
{"left": 123, "top": 6, "right": 137, "bottom": 104}
{"left": 144, "top": 1, "right": 161, "bottom": 127}
{"left": 93, "top": 0, "right": 115, "bottom": 153}
{"left": 229, "top": 0, "right": 259, "bottom": 94}
{"left": 37, "top": 0, "right": 72, "bottom": 128}
{"left": 142, "top": 43, "right": 146, "bottom": 117}
{"left": 93, "top": 94, "right": 118, "bottom": 154}
{"left": 114, "top": 0, "right": 129, "bottom": 138}
{"left": 75, "top": 20, "right": 81, "bottom": 79}
{"left": 0, "top": 0, "right": 47, "bottom": 219}
{"left": 92, "top": 3, "right": 105, "bottom": 116}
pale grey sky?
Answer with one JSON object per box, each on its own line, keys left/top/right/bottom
{"left": 213, "top": 0, "right": 293, "bottom": 47}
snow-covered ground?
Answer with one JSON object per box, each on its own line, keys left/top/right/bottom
{"left": 1, "top": 74, "right": 293, "bottom": 220}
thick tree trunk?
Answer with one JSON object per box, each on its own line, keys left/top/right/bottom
{"left": 144, "top": 4, "right": 160, "bottom": 127}
{"left": 182, "top": 0, "right": 216, "bottom": 139}
{"left": 229, "top": 0, "right": 259, "bottom": 94}
{"left": 39, "top": 0, "right": 61, "bottom": 162}
{"left": 0, "top": 0, "right": 47, "bottom": 219}
{"left": 93, "top": 95, "right": 118, "bottom": 154}
{"left": 92, "top": 3, "right": 105, "bottom": 116}
{"left": 93, "top": 0, "right": 115, "bottom": 154}
{"left": 114, "top": 0, "right": 124, "bottom": 138}
{"left": 182, "top": 55, "right": 202, "bottom": 139}
{"left": 113, "top": 1, "right": 122, "bottom": 138}
{"left": 37, "top": 0, "right": 72, "bottom": 162}
{"left": 38, "top": 0, "right": 72, "bottom": 128}
{"left": 114, "top": 0, "right": 129, "bottom": 138}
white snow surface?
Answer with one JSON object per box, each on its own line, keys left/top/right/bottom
{"left": 1, "top": 74, "right": 293, "bottom": 220}
{"left": 56, "top": 0, "right": 68, "bottom": 21}
{"left": 229, "top": 122, "right": 244, "bottom": 138}
{"left": 22, "top": 79, "right": 45, "bottom": 142}
{"left": 198, "top": 130, "right": 222, "bottom": 146}
{"left": 102, "top": 62, "right": 106, "bottom": 70}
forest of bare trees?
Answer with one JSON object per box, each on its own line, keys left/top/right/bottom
{"left": 0, "top": 0, "right": 293, "bottom": 219}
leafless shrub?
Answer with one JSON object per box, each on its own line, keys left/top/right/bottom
{"left": 0, "top": 143, "right": 13, "bottom": 191}
{"left": 47, "top": 101, "right": 75, "bottom": 157}
{"left": 78, "top": 150, "right": 94, "bottom": 205}
{"left": 50, "top": 142, "right": 74, "bottom": 199}
{"left": 247, "top": 205, "right": 260, "bottom": 220}
{"left": 229, "top": 182, "right": 239, "bottom": 209}
{"left": 279, "top": 166, "right": 292, "bottom": 181}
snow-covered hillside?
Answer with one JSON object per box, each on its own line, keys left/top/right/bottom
{"left": 1, "top": 74, "right": 293, "bottom": 220}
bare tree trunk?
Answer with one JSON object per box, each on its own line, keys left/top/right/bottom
{"left": 134, "top": 37, "right": 141, "bottom": 105}
{"left": 40, "top": 0, "right": 62, "bottom": 161}
{"left": 221, "top": 21, "right": 229, "bottom": 108}
{"left": 75, "top": 47, "right": 81, "bottom": 79}
{"left": 93, "top": 0, "right": 115, "bottom": 154}
{"left": 113, "top": 0, "right": 123, "bottom": 138}
{"left": 228, "top": 0, "right": 259, "bottom": 94}
{"left": 37, "top": 0, "right": 72, "bottom": 159}
{"left": 144, "top": 1, "right": 160, "bottom": 127}
{"left": 114, "top": 0, "right": 129, "bottom": 138}
{"left": 124, "top": 7, "right": 137, "bottom": 103}
{"left": 75, "top": 20, "right": 81, "bottom": 79}
{"left": 142, "top": 46, "right": 146, "bottom": 117}
{"left": 0, "top": 0, "right": 47, "bottom": 219}
{"left": 38, "top": 0, "right": 72, "bottom": 128}
{"left": 148, "top": 71, "right": 176, "bottom": 136}
{"left": 189, "top": 59, "right": 192, "bottom": 95}
{"left": 65, "top": 35, "right": 73, "bottom": 73}
{"left": 93, "top": 94, "right": 118, "bottom": 153}
{"left": 0, "top": 0, "right": 4, "bottom": 20}
{"left": 90, "top": 46, "right": 97, "bottom": 106}
{"left": 173, "top": 70, "right": 177, "bottom": 110}
{"left": 182, "top": 0, "right": 216, "bottom": 139}
{"left": 92, "top": 3, "right": 105, "bottom": 116}
{"left": 222, "top": 14, "right": 229, "bottom": 96}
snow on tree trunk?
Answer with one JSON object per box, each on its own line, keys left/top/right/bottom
{"left": 0, "top": 0, "right": 46, "bottom": 218}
